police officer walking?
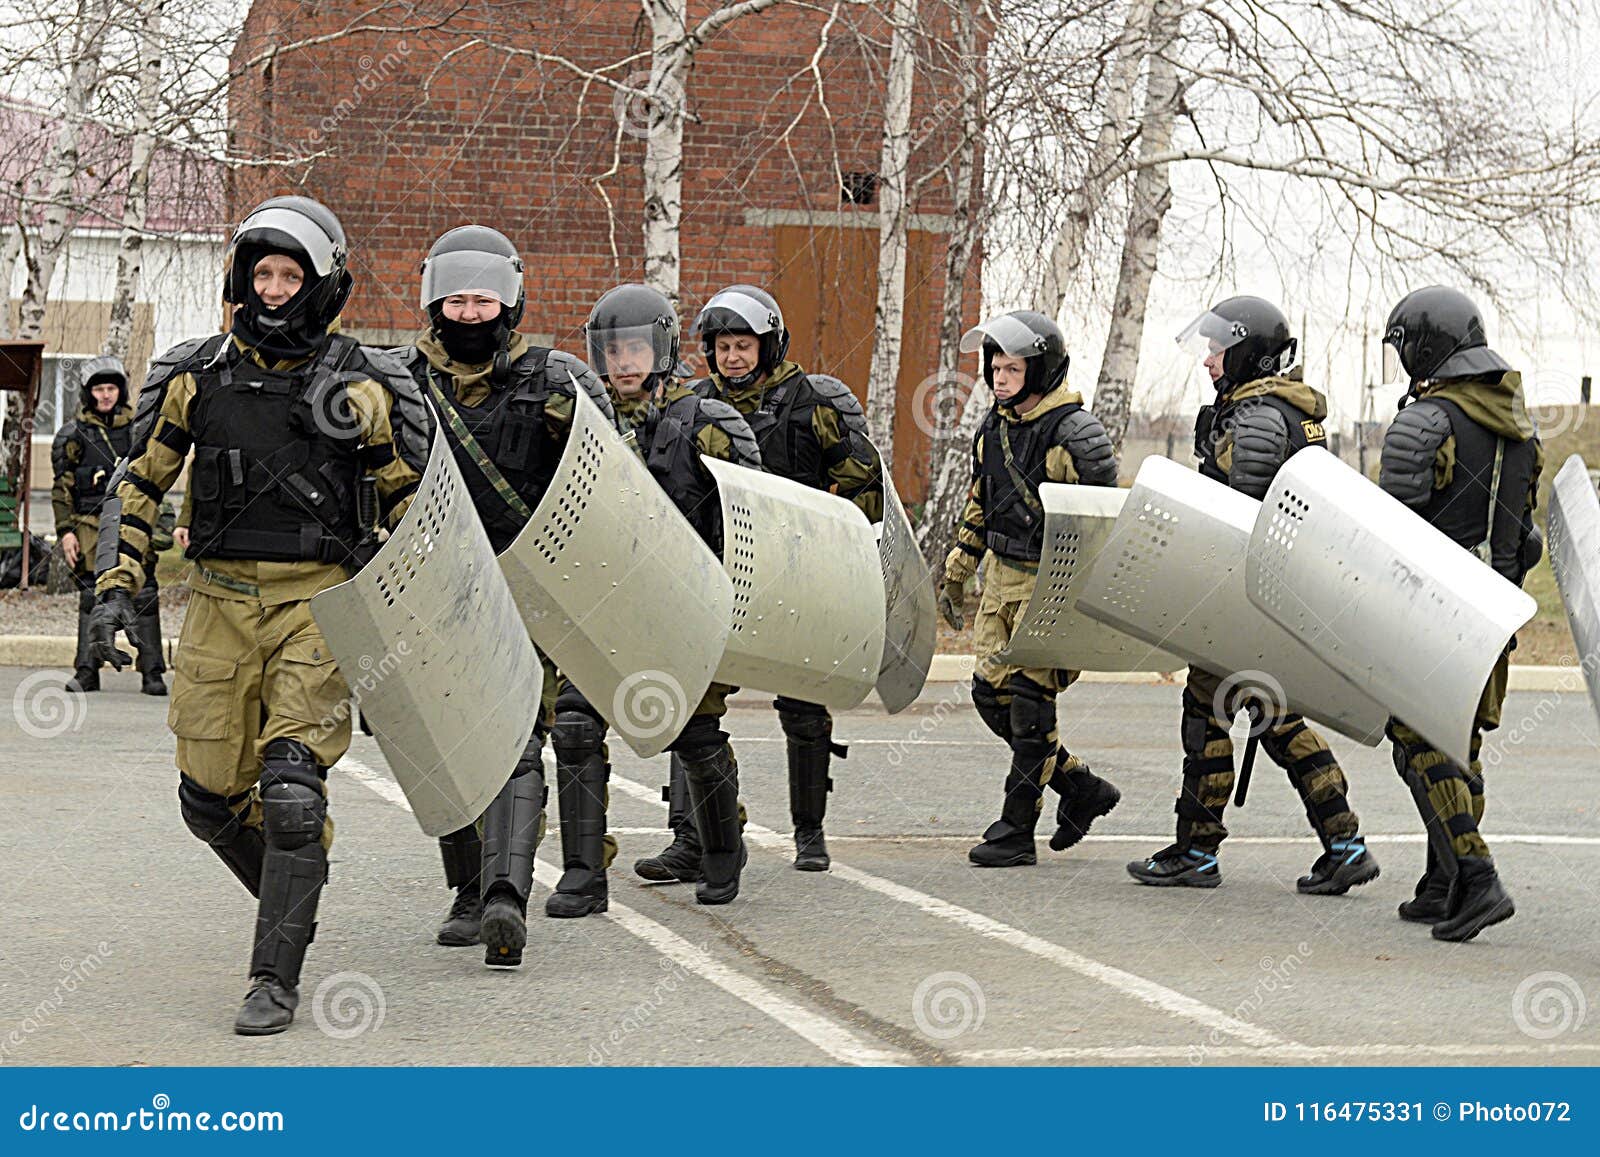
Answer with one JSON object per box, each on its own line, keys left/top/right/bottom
{"left": 399, "top": 226, "right": 616, "bottom": 957}
{"left": 938, "top": 310, "right": 1124, "bottom": 867}
{"left": 52, "top": 356, "right": 166, "bottom": 695}
{"left": 1126, "top": 297, "right": 1378, "bottom": 893}
{"left": 689, "top": 285, "right": 880, "bottom": 872}
{"left": 585, "top": 284, "right": 762, "bottom": 905}
{"left": 1378, "top": 286, "right": 1538, "bottom": 942}
{"left": 90, "top": 196, "right": 431, "bottom": 1034}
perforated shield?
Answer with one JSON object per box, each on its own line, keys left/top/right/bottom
{"left": 703, "top": 456, "right": 886, "bottom": 707}
{"left": 875, "top": 474, "right": 936, "bottom": 713}
{"left": 1245, "top": 447, "right": 1536, "bottom": 766}
{"left": 997, "top": 484, "right": 1184, "bottom": 672}
{"left": 1077, "top": 456, "right": 1389, "bottom": 744}
{"left": 1548, "top": 455, "right": 1600, "bottom": 728}
{"left": 499, "top": 388, "right": 732, "bottom": 758}
{"left": 311, "top": 433, "right": 542, "bottom": 836}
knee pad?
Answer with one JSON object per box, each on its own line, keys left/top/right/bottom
{"left": 260, "top": 781, "right": 325, "bottom": 851}
{"left": 552, "top": 709, "right": 604, "bottom": 757}
{"left": 669, "top": 713, "right": 729, "bottom": 754}
{"left": 178, "top": 775, "right": 247, "bottom": 843}
{"left": 776, "top": 697, "right": 831, "bottom": 743}
{"left": 553, "top": 681, "right": 593, "bottom": 718}
{"left": 1007, "top": 676, "right": 1056, "bottom": 745}
{"left": 971, "top": 677, "right": 1010, "bottom": 740}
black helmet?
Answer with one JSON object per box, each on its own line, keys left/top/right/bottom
{"left": 959, "top": 309, "right": 1070, "bottom": 399}
{"left": 420, "top": 225, "right": 526, "bottom": 329}
{"left": 584, "top": 284, "right": 679, "bottom": 383}
{"left": 692, "top": 285, "right": 789, "bottom": 382}
{"left": 78, "top": 354, "right": 128, "bottom": 410}
{"left": 223, "top": 196, "right": 352, "bottom": 341}
{"left": 1176, "top": 295, "right": 1296, "bottom": 388}
{"left": 1383, "top": 286, "right": 1510, "bottom": 385}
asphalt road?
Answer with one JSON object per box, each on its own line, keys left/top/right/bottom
{"left": 2, "top": 666, "right": 1598, "bottom": 1067}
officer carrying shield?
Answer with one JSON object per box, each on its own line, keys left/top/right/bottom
{"left": 52, "top": 355, "right": 167, "bottom": 695}
{"left": 1378, "top": 286, "right": 1539, "bottom": 942}
{"left": 90, "top": 196, "right": 432, "bottom": 1034}
{"left": 397, "top": 226, "right": 617, "bottom": 959}
{"left": 689, "top": 285, "right": 880, "bottom": 872}
{"left": 939, "top": 310, "right": 1124, "bottom": 867}
{"left": 583, "top": 284, "right": 762, "bottom": 906}
{"left": 1127, "top": 296, "right": 1379, "bottom": 893}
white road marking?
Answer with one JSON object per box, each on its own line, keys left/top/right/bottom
{"left": 335, "top": 757, "right": 909, "bottom": 1067}
{"left": 607, "top": 774, "right": 1294, "bottom": 1049}
{"left": 958, "top": 1042, "right": 1600, "bottom": 1062}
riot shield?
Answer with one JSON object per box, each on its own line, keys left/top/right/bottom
{"left": 1245, "top": 447, "right": 1536, "bottom": 766}
{"left": 1077, "top": 455, "right": 1389, "bottom": 745}
{"left": 875, "top": 473, "right": 937, "bottom": 713}
{"left": 499, "top": 388, "right": 732, "bottom": 758}
{"left": 311, "top": 432, "right": 542, "bottom": 836}
{"left": 998, "top": 483, "right": 1184, "bottom": 672}
{"left": 1548, "top": 454, "right": 1600, "bottom": 728}
{"left": 703, "top": 455, "right": 886, "bottom": 707}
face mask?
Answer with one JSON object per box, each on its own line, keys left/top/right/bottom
{"left": 435, "top": 314, "right": 504, "bottom": 364}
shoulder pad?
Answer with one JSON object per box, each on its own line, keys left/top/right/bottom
{"left": 382, "top": 344, "right": 426, "bottom": 382}
{"left": 805, "top": 374, "right": 869, "bottom": 436}
{"left": 691, "top": 376, "right": 718, "bottom": 400}
{"left": 50, "top": 421, "right": 78, "bottom": 473}
{"left": 129, "top": 334, "right": 225, "bottom": 457}
{"left": 356, "top": 343, "right": 435, "bottom": 472}
{"left": 1056, "top": 406, "right": 1119, "bottom": 486}
{"left": 698, "top": 396, "right": 763, "bottom": 470}
{"left": 1228, "top": 400, "right": 1291, "bottom": 500}
{"left": 544, "top": 349, "right": 617, "bottom": 428}
{"left": 1379, "top": 399, "right": 1453, "bottom": 508}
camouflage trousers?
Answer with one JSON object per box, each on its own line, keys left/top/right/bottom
{"left": 1178, "top": 666, "right": 1359, "bottom": 853}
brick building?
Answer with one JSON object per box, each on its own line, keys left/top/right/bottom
{"left": 229, "top": 1, "right": 980, "bottom": 498}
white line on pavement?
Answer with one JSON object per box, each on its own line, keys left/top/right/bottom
{"left": 607, "top": 773, "right": 1295, "bottom": 1049}
{"left": 957, "top": 1042, "right": 1600, "bottom": 1062}
{"left": 335, "top": 757, "right": 909, "bottom": 1067}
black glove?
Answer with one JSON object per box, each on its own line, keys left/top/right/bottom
{"left": 89, "top": 588, "right": 139, "bottom": 670}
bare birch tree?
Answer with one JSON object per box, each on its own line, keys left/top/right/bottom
{"left": 104, "top": 0, "right": 166, "bottom": 364}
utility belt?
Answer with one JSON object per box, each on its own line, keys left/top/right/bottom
{"left": 984, "top": 530, "right": 1042, "bottom": 563}
{"left": 190, "top": 526, "right": 355, "bottom": 566}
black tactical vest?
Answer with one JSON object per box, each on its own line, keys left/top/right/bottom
{"left": 185, "top": 336, "right": 365, "bottom": 564}
{"left": 702, "top": 372, "right": 825, "bottom": 488}
{"left": 68, "top": 415, "right": 132, "bottom": 514}
{"left": 1195, "top": 392, "right": 1325, "bottom": 486}
{"left": 1414, "top": 397, "right": 1539, "bottom": 583}
{"left": 978, "top": 403, "right": 1082, "bottom": 562}
{"left": 420, "top": 348, "right": 555, "bottom": 554}
{"left": 642, "top": 392, "right": 761, "bottom": 555}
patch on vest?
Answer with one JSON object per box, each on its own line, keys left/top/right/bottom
{"left": 1301, "top": 419, "right": 1326, "bottom": 444}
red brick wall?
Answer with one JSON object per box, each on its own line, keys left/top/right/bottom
{"left": 228, "top": 1, "right": 981, "bottom": 497}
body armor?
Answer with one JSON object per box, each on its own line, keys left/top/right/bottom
{"left": 976, "top": 404, "right": 1083, "bottom": 562}
{"left": 698, "top": 372, "right": 863, "bottom": 491}
{"left": 643, "top": 392, "right": 761, "bottom": 553}
{"left": 1195, "top": 391, "right": 1325, "bottom": 492}
{"left": 58, "top": 414, "right": 132, "bottom": 514}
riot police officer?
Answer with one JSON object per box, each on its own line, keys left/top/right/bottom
{"left": 398, "top": 226, "right": 616, "bottom": 956}
{"left": 52, "top": 356, "right": 166, "bottom": 694}
{"left": 938, "top": 310, "right": 1123, "bottom": 867}
{"left": 1127, "top": 296, "right": 1378, "bottom": 893}
{"left": 689, "top": 285, "right": 880, "bottom": 872}
{"left": 90, "top": 196, "right": 432, "bottom": 1034}
{"left": 585, "top": 283, "right": 762, "bottom": 906}
{"left": 1378, "top": 286, "right": 1538, "bottom": 942}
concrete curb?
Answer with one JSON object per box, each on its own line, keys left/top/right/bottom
{"left": 1, "top": 634, "right": 1587, "bottom": 695}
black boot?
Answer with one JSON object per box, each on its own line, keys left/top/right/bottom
{"left": 969, "top": 750, "right": 1047, "bottom": 868}
{"left": 479, "top": 760, "right": 545, "bottom": 967}
{"left": 684, "top": 744, "right": 746, "bottom": 905}
{"left": 133, "top": 580, "right": 166, "bottom": 695}
{"left": 435, "top": 826, "right": 483, "bottom": 946}
{"left": 547, "top": 713, "right": 610, "bottom": 918}
{"left": 779, "top": 699, "right": 840, "bottom": 871}
{"left": 67, "top": 599, "right": 100, "bottom": 692}
{"left": 1296, "top": 835, "right": 1381, "bottom": 895}
{"left": 1398, "top": 841, "right": 1453, "bottom": 923}
{"left": 1048, "top": 759, "right": 1122, "bottom": 851}
{"left": 237, "top": 746, "right": 326, "bottom": 1036}
{"left": 634, "top": 756, "right": 703, "bottom": 883}
{"left": 65, "top": 668, "right": 100, "bottom": 693}
{"left": 1432, "top": 857, "right": 1514, "bottom": 942}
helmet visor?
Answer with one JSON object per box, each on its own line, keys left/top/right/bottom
{"left": 233, "top": 205, "right": 340, "bottom": 277}
{"left": 586, "top": 321, "right": 677, "bottom": 379}
{"left": 1175, "top": 309, "right": 1254, "bottom": 360}
{"left": 420, "top": 249, "right": 524, "bottom": 310}
{"left": 959, "top": 313, "right": 1048, "bottom": 357}
{"left": 1381, "top": 340, "right": 1406, "bottom": 386}
{"left": 692, "top": 289, "right": 781, "bottom": 336}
